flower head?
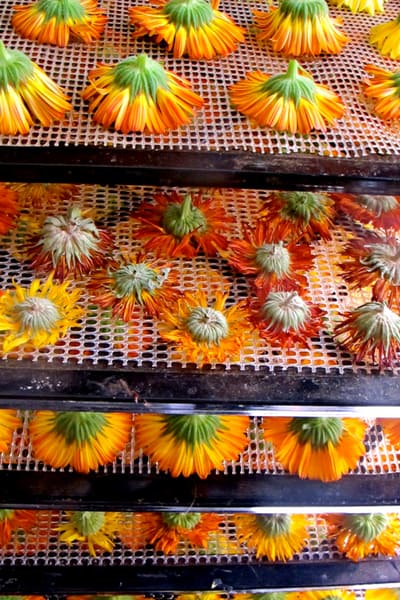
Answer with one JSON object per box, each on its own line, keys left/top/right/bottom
{"left": 332, "top": 193, "right": 400, "bottom": 231}
{"left": 370, "top": 14, "right": 400, "bottom": 59}
{"left": 26, "top": 205, "right": 114, "bottom": 281}
{"left": 11, "top": 183, "right": 79, "bottom": 209}
{"left": 330, "top": 0, "right": 384, "bottom": 14}
{"left": 258, "top": 191, "right": 336, "bottom": 242}
{"left": 234, "top": 513, "right": 309, "bottom": 560}
{"left": 376, "top": 418, "right": 400, "bottom": 448}
{"left": 0, "top": 274, "right": 83, "bottom": 352}
{"left": 129, "top": 0, "right": 245, "bottom": 59}
{"left": 326, "top": 513, "right": 400, "bottom": 560}
{"left": 57, "top": 511, "right": 120, "bottom": 556}
{"left": 12, "top": 0, "right": 107, "bottom": 46}
{"left": 29, "top": 411, "right": 132, "bottom": 472}
{"left": 135, "top": 413, "right": 249, "bottom": 478}
{"left": 0, "top": 40, "right": 71, "bottom": 135}
{"left": 82, "top": 53, "right": 204, "bottom": 134}
{"left": 225, "top": 221, "right": 314, "bottom": 294}
{"left": 363, "top": 64, "right": 400, "bottom": 122}
{"left": 229, "top": 60, "right": 344, "bottom": 134}
{"left": 0, "top": 509, "right": 37, "bottom": 546}
{"left": 0, "top": 185, "right": 18, "bottom": 234}
{"left": 249, "top": 290, "right": 326, "bottom": 348}
{"left": 254, "top": 0, "right": 347, "bottom": 56}
{"left": 333, "top": 301, "right": 400, "bottom": 367}
{"left": 263, "top": 417, "right": 367, "bottom": 481}
{"left": 157, "top": 289, "right": 252, "bottom": 364}
{"left": 0, "top": 410, "right": 21, "bottom": 453}
{"left": 133, "top": 190, "right": 232, "bottom": 258}
{"left": 297, "top": 590, "right": 356, "bottom": 600}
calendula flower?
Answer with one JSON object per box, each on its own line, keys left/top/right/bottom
{"left": 330, "top": 0, "right": 384, "bottom": 14}
{"left": 176, "top": 594, "right": 225, "bottom": 600}
{"left": 88, "top": 253, "right": 180, "bottom": 320}
{"left": 0, "top": 274, "right": 83, "bottom": 352}
{"left": 57, "top": 511, "right": 120, "bottom": 556}
{"left": 366, "top": 589, "right": 400, "bottom": 600}
{"left": 339, "top": 231, "right": 400, "bottom": 307}
{"left": 332, "top": 193, "right": 400, "bottom": 231}
{"left": 0, "top": 185, "right": 18, "bottom": 234}
{"left": 157, "top": 289, "right": 252, "bottom": 364}
{"left": 29, "top": 411, "right": 132, "bottom": 472}
{"left": 10, "top": 183, "right": 79, "bottom": 209}
{"left": 263, "top": 417, "right": 367, "bottom": 481}
{"left": 0, "top": 40, "right": 71, "bottom": 135}
{"left": 258, "top": 191, "right": 336, "bottom": 242}
{"left": 135, "top": 413, "right": 250, "bottom": 478}
{"left": 234, "top": 513, "right": 309, "bottom": 560}
{"left": 253, "top": 0, "right": 347, "bottom": 57}
{"left": 224, "top": 221, "right": 314, "bottom": 294}
{"left": 334, "top": 301, "right": 400, "bottom": 367}
{"left": 297, "top": 590, "right": 356, "bottom": 600}
{"left": 370, "top": 14, "right": 400, "bottom": 59}
{"left": 326, "top": 513, "right": 400, "bottom": 560}
{"left": 249, "top": 290, "right": 326, "bottom": 348}
{"left": 376, "top": 418, "right": 400, "bottom": 448}
{"left": 363, "top": 64, "right": 400, "bottom": 122}
{"left": 12, "top": 0, "right": 107, "bottom": 46}
{"left": 129, "top": 0, "right": 244, "bottom": 60}
{"left": 0, "top": 409, "right": 21, "bottom": 453}
{"left": 229, "top": 60, "right": 344, "bottom": 134}
{"left": 26, "top": 205, "right": 114, "bottom": 281}
{"left": 133, "top": 190, "right": 232, "bottom": 258}
{"left": 121, "top": 512, "right": 222, "bottom": 554}
{"left": 0, "top": 509, "right": 37, "bottom": 546}
{"left": 82, "top": 53, "right": 203, "bottom": 134}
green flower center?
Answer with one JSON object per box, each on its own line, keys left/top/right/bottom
{"left": 261, "top": 291, "right": 310, "bottom": 332}
{"left": 255, "top": 514, "right": 291, "bottom": 537}
{"left": 185, "top": 306, "right": 229, "bottom": 344}
{"left": 36, "top": 0, "right": 86, "bottom": 22}
{"left": 112, "top": 263, "right": 170, "bottom": 301}
{"left": 0, "top": 41, "right": 34, "bottom": 90}
{"left": 163, "top": 0, "right": 214, "bottom": 28}
{"left": 0, "top": 510, "right": 15, "bottom": 521}
{"left": 70, "top": 511, "right": 106, "bottom": 536}
{"left": 113, "top": 54, "right": 169, "bottom": 101}
{"left": 262, "top": 60, "right": 316, "bottom": 107}
{"left": 162, "top": 512, "right": 202, "bottom": 529}
{"left": 361, "top": 241, "right": 400, "bottom": 285}
{"left": 54, "top": 412, "right": 107, "bottom": 445}
{"left": 255, "top": 242, "right": 291, "bottom": 276}
{"left": 357, "top": 195, "right": 399, "bottom": 216}
{"left": 352, "top": 302, "right": 400, "bottom": 351}
{"left": 164, "top": 414, "right": 222, "bottom": 447}
{"left": 280, "top": 0, "right": 329, "bottom": 19}
{"left": 344, "top": 514, "right": 389, "bottom": 542}
{"left": 278, "top": 191, "right": 328, "bottom": 223}
{"left": 289, "top": 417, "right": 344, "bottom": 448}
{"left": 162, "top": 193, "right": 207, "bottom": 239}
{"left": 13, "top": 296, "right": 61, "bottom": 333}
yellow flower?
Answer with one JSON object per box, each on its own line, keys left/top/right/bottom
{"left": 0, "top": 40, "right": 71, "bottom": 135}
{"left": 135, "top": 413, "right": 250, "bottom": 478}
{"left": 330, "top": 0, "right": 385, "bottom": 14}
{"left": 229, "top": 60, "right": 344, "bottom": 134}
{"left": 29, "top": 411, "right": 132, "bottom": 473}
{"left": 10, "top": 183, "right": 79, "bottom": 209}
{"left": 254, "top": 0, "right": 347, "bottom": 56}
{"left": 234, "top": 513, "right": 309, "bottom": 560}
{"left": 0, "top": 409, "right": 21, "bottom": 454}
{"left": 82, "top": 53, "right": 204, "bottom": 134}
{"left": 263, "top": 417, "right": 367, "bottom": 481}
{"left": 370, "top": 14, "right": 400, "bottom": 59}
{"left": 364, "top": 64, "right": 400, "bottom": 122}
{"left": 57, "top": 511, "right": 121, "bottom": 556}
{"left": 129, "top": 0, "right": 245, "bottom": 59}
{"left": 12, "top": 0, "right": 107, "bottom": 46}
{"left": 297, "top": 590, "right": 356, "bottom": 600}
{"left": 365, "top": 590, "right": 400, "bottom": 600}
{"left": 0, "top": 274, "right": 83, "bottom": 352}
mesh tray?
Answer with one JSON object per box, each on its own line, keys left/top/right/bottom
{"left": 0, "top": 0, "right": 399, "bottom": 156}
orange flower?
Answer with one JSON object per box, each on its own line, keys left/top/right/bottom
{"left": 332, "top": 192, "right": 400, "bottom": 231}
{"left": 0, "top": 409, "right": 21, "bottom": 453}
{"left": 82, "top": 53, "right": 203, "bottom": 134}
{"left": 129, "top": 0, "right": 245, "bottom": 59}
{"left": 12, "top": 0, "right": 107, "bottom": 46}
{"left": 377, "top": 418, "right": 400, "bottom": 448}
{"left": 0, "top": 184, "right": 18, "bottom": 234}
{"left": 11, "top": 183, "right": 79, "bottom": 209}
{"left": 0, "top": 509, "right": 37, "bottom": 546}
{"left": 229, "top": 60, "right": 344, "bottom": 134}
{"left": 132, "top": 190, "right": 232, "bottom": 258}
{"left": 364, "top": 64, "right": 400, "bottom": 122}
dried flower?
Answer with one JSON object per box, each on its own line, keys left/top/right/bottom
{"left": 57, "top": 511, "right": 121, "bottom": 556}
{"left": 0, "top": 184, "right": 18, "bottom": 234}
{"left": 10, "top": 183, "right": 79, "bottom": 209}
{"left": 363, "top": 64, "right": 400, "bottom": 122}
{"left": 370, "top": 14, "right": 400, "bottom": 59}
{"left": 332, "top": 193, "right": 400, "bottom": 231}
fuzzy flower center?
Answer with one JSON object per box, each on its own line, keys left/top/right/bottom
{"left": 54, "top": 412, "right": 107, "bottom": 445}
{"left": 352, "top": 302, "right": 400, "bottom": 350}
{"left": 344, "top": 513, "right": 389, "bottom": 542}
{"left": 255, "top": 242, "right": 290, "bottom": 276}
{"left": 361, "top": 241, "right": 400, "bottom": 285}
{"left": 262, "top": 60, "right": 316, "bottom": 107}
{"left": 113, "top": 54, "right": 169, "bottom": 101}
{"left": 280, "top": 0, "right": 329, "bottom": 19}
{"left": 0, "top": 41, "right": 34, "bottom": 89}
{"left": 357, "top": 195, "right": 399, "bottom": 216}
{"left": 279, "top": 191, "right": 328, "bottom": 223}
{"left": 13, "top": 296, "right": 61, "bottom": 332}
{"left": 164, "top": 415, "right": 221, "bottom": 447}
{"left": 162, "top": 512, "right": 202, "bottom": 529}
{"left": 255, "top": 514, "right": 291, "bottom": 537}
{"left": 185, "top": 306, "right": 229, "bottom": 344}
{"left": 260, "top": 291, "right": 310, "bottom": 332}
{"left": 163, "top": 0, "right": 214, "bottom": 28}
{"left": 70, "top": 511, "right": 106, "bottom": 536}
{"left": 0, "top": 510, "right": 15, "bottom": 521}
{"left": 162, "top": 193, "right": 207, "bottom": 238}
{"left": 36, "top": 0, "right": 86, "bottom": 22}
{"left": 112, "top": 263, "right": 170, "bottom": 300}
{"left": 289, "top": 417, "right": 344, "bottom": 448}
